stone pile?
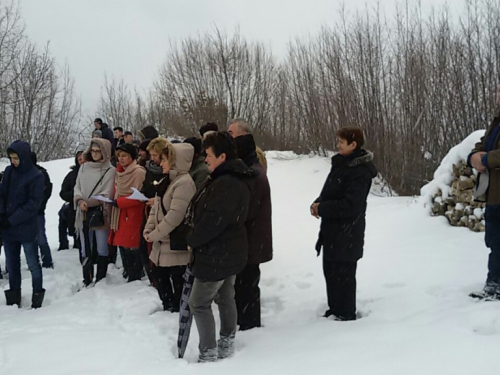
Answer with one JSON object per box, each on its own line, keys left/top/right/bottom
{"left": 431, "top": 160, "right": 486, "bottom": 232}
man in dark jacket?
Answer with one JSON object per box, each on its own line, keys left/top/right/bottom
{"left": 94, "top": 118, "right": 115, "bottom": 154}
{"left": 234, "top": 133, "right": 273, "bottom": 330}
{"left": 311, "top": 127, "right": 377, "bottom": 321}
{"left": 31, "top": 152, "right": 53, "bottom": 268}
{"left": 187, "top": 131, "right": 256, "bottom": 362}
{"left": 468, "top": 84, "right": 500, "bottom": 298}
{"left": 59, "top": 150, "right": 84, "bottom": 251}
{"left": 113, "top": 126, "right": 125, "bottom": 147}
{"left": 0, "top": 141, "right": 45, "bottom": 308}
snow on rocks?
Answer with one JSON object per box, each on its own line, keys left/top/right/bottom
{"left": 420, "top": 130, "right": 486, "bottom": 232}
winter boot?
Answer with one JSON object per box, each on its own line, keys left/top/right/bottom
{"left": 483, "top": 281, "right": 500, "bottom": 296}
{"left": 198, "top": 347, "right": 218, "bottom": 363}
{"left": 95, "top": 255, "right": 108, "bottom": 282}
{"left": 5, "top": 289, "right": 22, "bottom": 307}
{"left": 31, "top": 289, "right": 45, "bottom": 309}
{"left": 82, "top": 257, "right": 94, "bottom": 286}
{"left": 217, "top": 333, "right": 235, "bottom": 359}
{"left": 126, "top": 249, "right": 143, "bottom": 282}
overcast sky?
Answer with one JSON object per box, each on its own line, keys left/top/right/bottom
{"left": 19, "top": 0, "right": 459, "bottom": 115}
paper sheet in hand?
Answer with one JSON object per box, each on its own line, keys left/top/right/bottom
{"left": 126, "top": 187, "right": 149, "bottom": 201}
{"left": 92, "top": 195, "right": 113, "bottom": 203}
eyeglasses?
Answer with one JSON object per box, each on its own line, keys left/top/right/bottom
{"left": 91, "top": 149, "right": 102, "bottom": 154}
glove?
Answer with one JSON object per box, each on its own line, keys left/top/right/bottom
{"left": 107, "top": 200, "right": 118, "bottom": 208}
{"left": 0, "top": 216, "right": 11, "bottom": 230}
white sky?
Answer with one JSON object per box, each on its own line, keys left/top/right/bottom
{"left": 19, "top": 0, "right": 460, "bottom": 114}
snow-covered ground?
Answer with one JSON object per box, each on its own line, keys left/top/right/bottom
{"left": 0, "top": 152, "right": 497, "bottom": 375}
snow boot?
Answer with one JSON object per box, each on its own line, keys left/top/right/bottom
{"left": 198, "top": 347, "right": 218, "bottom": 363}
{"left": 5, "top": 289, "right": 21, "bottom": 307}
{"left": 82, "top": 257, "right": 94, "bottom": 286}
{"left": 483, "top": 281, "right": 500, "bottom": 296}
{"left": 95, "top": 255, "right": 108, "bottom": 282}
{"left": 217, "top": 333, "right": 235, "bottom": 359}
{"left": 31, "top": 289, "right": 45, "bottom": 309}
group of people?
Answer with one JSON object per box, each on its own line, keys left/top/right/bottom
{"left": 2, "top": 105, "right": 498, "bottom": 362}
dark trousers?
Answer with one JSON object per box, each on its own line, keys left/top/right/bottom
{"left": 3, "top": 239, "right": 43, "bottom": 292}
{"left": 120, "top": 247, "right": 143, "bottom": 282}
{"left": 139, "top": 217, "right": 154, "bottom": 285}
{"left": 37, "top": 215, "right": 53, "bottom": 267}
{"left": 235, "top": 263, "right": 261, "bottom": 330}
{"left": 323, "top": 259, "right": 357, "bottom": 320}
{"left": 58, "top": 204, "right": 70, "bottom": 248}
{"left": 151, "top": 264, "right": 185, "bottom": 310}
{"left": 485, "top": 205, "right": 500, "bottom": 284}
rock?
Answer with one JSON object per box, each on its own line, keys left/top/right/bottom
{"left": 458, "top": 176, "right": 474, "bottom": 190}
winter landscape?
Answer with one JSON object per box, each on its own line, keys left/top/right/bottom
{"left": 0, "top": 143, "right": 498, "bottom": 375}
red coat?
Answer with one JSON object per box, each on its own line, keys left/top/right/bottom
{"left": 110, "top": 196, "right": 145, "bottom": 248}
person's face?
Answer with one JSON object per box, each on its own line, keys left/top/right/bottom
{"left": 124, "top": 134, "right": 133, "bottom": 144}
{"left": 337, "top": 138, "right": 357, "bottom": 156}
{"left": 118, "top": 151, "right": 133, "bottom": 168}
{"left": 228, "top": 123, "right": 244, "bottom": 138}
{"left": 150, "top": 150, "right": 160, "bottom": 165}
{"left": 91, "top": 146, "right": 103, "bottom": 162}
{"left": 160, "top": 155, "right": 170, "bottom": 174}
{"left": 9, "top": 153, "right": 20, "bottom": 167}
{"left": 139, "top": 150, "right": 148, "bottom": 160}
{"left": 94, "top": 122, "right": 101, "bottom": 130}
{"left": 205, "top": 147, "right": 225, "bottom": 172}
{"left": 77, "top": 153, "right": 85, "bottom": 166}
{"left": 114, "top": 130, "right": 123, "bottom": 139}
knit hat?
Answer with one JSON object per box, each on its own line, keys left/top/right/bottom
{"left": 92, "top": 129, "right": 102, "bottom": 138}
{"left": 199, "top": 122, "right": 218, "bottom": 137}
{"left": 139, "top": 139, "right": 151, "bottom": 152}
{"left": 116, "top": 143, "right": 138, "bottom": 160}
{"left": 184, "top": 137, "right": 202, "bottom": 156}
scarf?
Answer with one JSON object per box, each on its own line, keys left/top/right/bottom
{"left": 110, "top": 160, "right": 145, "bottom": 231}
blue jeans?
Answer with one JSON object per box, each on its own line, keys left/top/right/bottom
{"left": 3, "top": 239, "right": 43, "bottom": 292}
{"left": 485, "top": 205, "right": 500, "bottom": 284}
{"left": 79, "top": 229, "right": 109, "bottom": 258}
{"left": 37, "top": 215, "right": 53, "bottom": 267}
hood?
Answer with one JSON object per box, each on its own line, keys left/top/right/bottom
{"left": 171, "top": 143, "right": 194, "bottom": 173}
{"left": 234, "top": 134, "right": 259, "bottom": 166}
{"left": 210, "top": 158, "right": 258, "bottom": 180}
{"left": 6, "top": 140, "right": 34, "bottom": 173}
{"left": 138, "top": 125, "right": 159, "bottom": 141}
{"left": 83, "top": 138, "right": 112, "bottom": 163}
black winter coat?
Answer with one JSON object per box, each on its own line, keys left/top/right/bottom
{"left": 60, "top": 155, "right": 81, "bottom": 235}
{"left": 235, "top": 134, "right": 273, "bottom": 264}
{"left": 186, "top": 159, "right": 256, "bottom": 281}
{"left": 35, "top": 164, "right": 52, "bottom": 215}
{"left": 97, "top": 123, "right": 115, "bottom": 153}
{"left": 141, "top": 161, "right": 165, "bottom": 199}
{"left": 314, "top": 149, "right": 377, "bottom": 262}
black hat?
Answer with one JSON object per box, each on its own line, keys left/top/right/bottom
{"left": 116, "top": 143, "right": 138, "bottom": 160}
{"left": 139, "top": 139, "right": 151, "bottom": 152}
{"left": 184, "top": 137, "right": 202, "bottom": 155}
{"left": 199, "top": 122, "right": 218, "bottom": 137}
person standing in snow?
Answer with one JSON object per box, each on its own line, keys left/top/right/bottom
{"left": 233, "top": 133, "right": 273, "bottom": 330}
{"left": 0, "top": 140, "right": 45, "bottom": 308}
{"left": 144, "top": 143, "right": 196, "bottom": 311}
{"left": 311, "top": 127, "right": 377, "bottom": 321}
{"left": 468, "top": 83, "right": 500, "bottom": 298}
{"left": 183, "top": 137, "right": 210, "bottom": 190}
{"left": 228, "top": 118, "right": 268, "bottom": 173}
{"left": 186, "top": 131, "right": 256, "bottom": 362}
{"left": 31, "top": 152, "right": 54, "bottom": 269}
{"left": 108, "top": 143, "right": 146, "bottom": 282}
{"left": 137, "top": 125, "right": 159, "bottom": 142}
{"left": 74, "top": 138, "right": 116, "bottom": 286}
{"left": 94, "top": 118, "right": 115, "bottom": 154}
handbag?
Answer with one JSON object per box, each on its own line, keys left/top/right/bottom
{"left": 159, "top": 195, "right": 190, "bottom": 251}
{"left": 84, "top": 168, "right": 111, "bottom": 229}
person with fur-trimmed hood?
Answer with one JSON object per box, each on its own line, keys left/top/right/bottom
{"left": 311, "top": 127, "right": 377, "bottom": 321}
{"left": 74, "top": 138, "right": 116, "bottom": 286}
{"left": 233, "top": 133, "right": 273, "bottom": 330}
{"left": 186, "top": 131, "right": 257, "bottom": 362}
{"left": 0, "top": 140, "right": 45, "bottom": 308}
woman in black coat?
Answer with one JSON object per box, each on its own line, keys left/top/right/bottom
{"left": 311, "top": 127, "right": 377, "bottom": 321}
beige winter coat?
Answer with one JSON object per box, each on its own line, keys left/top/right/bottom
{"left": 145, "top": 143, "right": 196, "bottom": 267}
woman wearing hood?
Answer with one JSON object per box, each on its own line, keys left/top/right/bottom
{"left": 0, "top": 141, "right": 45, "bottom": 308}
{"left": 74, "top": 138, "right": 116, "bottom": 286}
{"left": 108, "top": 143, "right": 146, "bottom": 282}
{"left": 144, "top": 143, "right": 196, "bottom": 312}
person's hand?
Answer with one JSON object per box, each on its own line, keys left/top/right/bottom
{"left": 470, "top": 152, "right": 487, "bottom": 172}
{"left": 144, "top": 233, "right": 152, "bottom": 243}
{"left": 310, "top": 203, "right": 320, "bottom": 219}
{"left": 188, "top": 246, "right": 192, "bottom": 251}
{"left": 79, "top": 201, "right": 88, "bottom": 212}
{"left": 0, "top": 215, "right": 11, "bottom": 230}
{"left": 146, "top": 198, "right": 155, "bottom": 207}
